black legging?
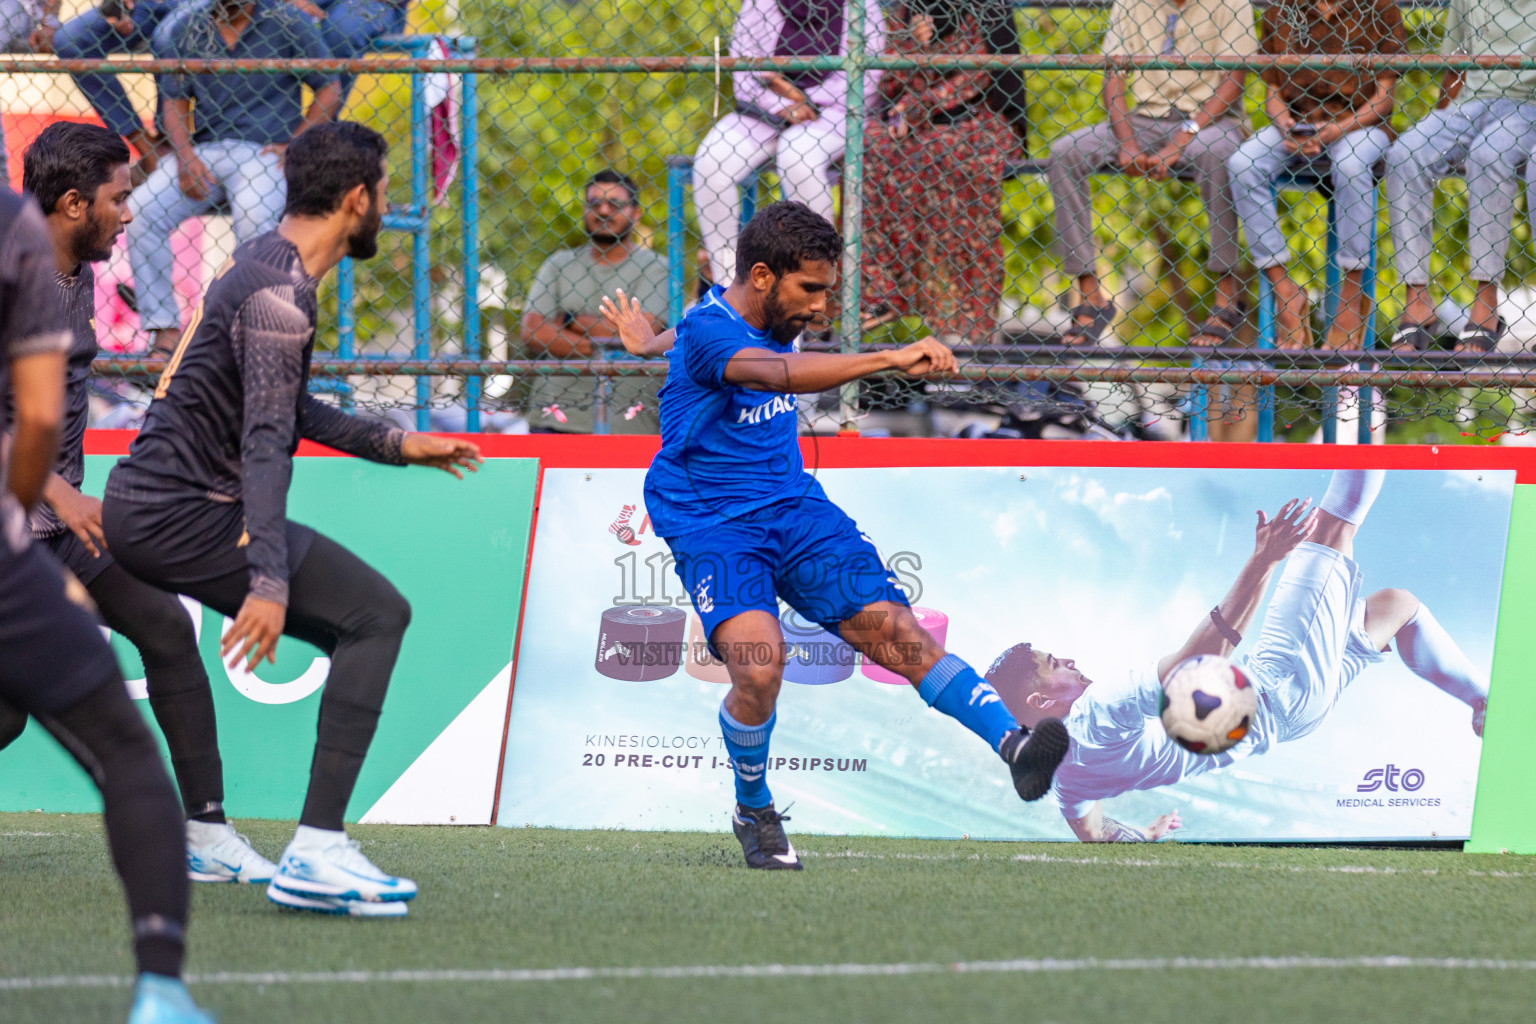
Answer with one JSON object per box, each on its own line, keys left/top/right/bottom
{"left": 0, "top": 561, "right": 224, "bottom": 819}
{"left": 115, "top": 531, "right": 411, "bottom": 831}
{"left": 0, "top": 536, "right": 188, "bottom": 979}
{"left": 39, "top": 679, "right": 189, "bottom": 977}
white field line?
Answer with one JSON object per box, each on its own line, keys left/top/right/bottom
{"left": 801, "top": 849, "right": 1536, "bottom": 879}
{"left": 5, "top": 957, "right": 1536, "bottom": 991}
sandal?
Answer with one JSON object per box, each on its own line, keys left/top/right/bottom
{"left": 860, "top": 303, "right": 902, "bottom": 331}
{"left": 1390, "top": 318, "right": 1439, "bottom": 351}
{"left": 1457, "top": 317, "right": 1504, "bottom": 353}
{"left": 1061, "top": 301, "right": 1116, "bottom": 346}
{"left": 1190, "top": 302, "right": 1247, "bottom": 347}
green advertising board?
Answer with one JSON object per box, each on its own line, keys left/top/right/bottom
{"left": 0, "top": 453, "right": 537, "bottom": 825}
{"left": 1470, "top": 483, "right": 1536, "bottom": 854}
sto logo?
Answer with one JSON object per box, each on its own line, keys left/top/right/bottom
{"left": 1357, "top": 764, "right": 1425, "bottom": 793}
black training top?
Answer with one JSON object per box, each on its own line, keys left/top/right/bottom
{"left": 28, "top": 262, "right": 97, "bottom": 539}
{"left": 106, "top": 230, "right": 406, "bottom": 605}
{"left": 0, "top": 188, "right": 70, "bottom": 546}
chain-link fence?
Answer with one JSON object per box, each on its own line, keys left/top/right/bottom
{"left": 8, "top": 0, "right": 1536, "bottom": 442}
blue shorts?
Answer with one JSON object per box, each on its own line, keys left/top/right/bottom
{"left": 666, "top": 495, "right": 909, "bottom": 649}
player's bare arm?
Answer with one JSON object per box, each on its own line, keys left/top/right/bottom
{"left": 1156, "top": 498, "right": 1318, "bottom": 682}
{"left": 5, "top": 350, "right": 65, "bottom": 512}
{"left": 400, "top": 434, "right": 484, "bottom": 479}
{"left": 1066, "top": 803, "right": 1183, "bottom": 843}
{"left": 600, "top": 288, "right": 676, "bottom": 357}
{"left": 41, "top": 473, "right": 106, "bottom": 557}
{"left": 722, "top": 338, "right": 958, "bottom": 394}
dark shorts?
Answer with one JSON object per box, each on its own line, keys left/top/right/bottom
{"left": 102, "top": 495, "right": 316, "bottom": 616}
{"left": 0, "top": 533, "right": 120, "bottom": 716}
{"left": 665, "top": 495, "right": 909, "bottom": 647}
{"left": 42, "top": 528, "right": 113, "bottom": 587}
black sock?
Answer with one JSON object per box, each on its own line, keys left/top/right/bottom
{"left": 133, "top": 915, "right": 187, "bottom": 978}
{"left": 186, "top": 801, "right": 226, "bottom": 825}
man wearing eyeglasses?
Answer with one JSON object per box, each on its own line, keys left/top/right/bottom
{"left": 520, "top": 171, "right": 670, "bottom": 434}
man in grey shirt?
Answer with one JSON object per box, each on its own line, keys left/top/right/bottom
{"left": 521, "top": 170, "right": 669, "bottom": 434}
{"left": 1386, "top": 0, "right": 1536, "bottom": 352}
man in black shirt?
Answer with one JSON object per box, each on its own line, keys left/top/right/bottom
{"left": 104, "top": 120, "right": 482, "bottom": 918}
{"left": 0, "top": 186, "right": 213, "bottom": 1023}
{"left": 1, "top": 121, "right": 278, "bottom": 886}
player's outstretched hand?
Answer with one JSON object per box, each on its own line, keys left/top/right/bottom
{"left": 222, "top": 595, "right": 285, "bottom": 671}
{"left": 1145, "top": 809, "right": 1183, "bottom": 841}
{"left": 402, "top": 434, "right": 483, "bottom": 479}
{"left": 887, "top": 337, "right": 958, "bottom": 378}
{"left": 599, "top": 289, "right": 676, "bottom": 357}
{"left": 1253, "top": 497, "right": 1317, "bottom": 565}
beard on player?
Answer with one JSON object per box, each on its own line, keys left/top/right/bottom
{"left": 763, "top": 279, "right": 818, "bottom": 345}
{"left": 346, "top": 189, "right": 384, "bottom": 260}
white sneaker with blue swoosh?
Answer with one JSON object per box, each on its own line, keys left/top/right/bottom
{"left": 185, "top": 820, "right": 277, "bottom": 884}
{"left": 266, "top": 825, "right": 417, "bottom": 916}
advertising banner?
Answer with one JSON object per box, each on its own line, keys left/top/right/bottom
{"left": 0, "top": 444, "right": 537, "bottom": 825}
{"left": 500, "top": 464, "right": 1513, "bottom": 842}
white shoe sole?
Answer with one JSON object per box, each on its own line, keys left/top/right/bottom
{"left": 266, "top": 884, "right": 409, "bottom": 918}
{"left": 269, "top": 873, "right": 417, "bottom": 903}
{"left": 189, "top": 868, "right": 273, "bottom": 884}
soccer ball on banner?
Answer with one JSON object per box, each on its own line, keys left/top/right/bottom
{"left": 1159, "top": 654, "right": 1257, "bottom": 755}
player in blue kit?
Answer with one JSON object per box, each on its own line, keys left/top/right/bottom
{"left": 600, "top": 201, "right": 1069, "bottom": 870}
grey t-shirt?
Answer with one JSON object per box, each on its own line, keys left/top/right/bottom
{"left": 523, "top": 245, "right": 669, "bottom": 434}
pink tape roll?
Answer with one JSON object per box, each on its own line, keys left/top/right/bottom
{"left": 684, "top": 612, "right": 732, "bottom": 684}
{"left": 594, "top": 606, "right": 686, "bottom": 681}
{"left": 861, "top": 606, "right": 949, "bottom": 685}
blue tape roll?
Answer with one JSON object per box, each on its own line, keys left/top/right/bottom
{"left": 781, "top": 612, "right": 855, "bottom": 685}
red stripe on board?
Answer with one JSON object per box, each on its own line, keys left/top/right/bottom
{"left": 490, "top": 461, "right": 546, "bottom": 826}
{"left": 84, "top": 431, "right": 1536, "bottom": 482}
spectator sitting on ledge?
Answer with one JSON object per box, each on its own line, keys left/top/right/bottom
{"left": 520, "top": 170, "right": 670, "bottom": 435}
{"left": 1048, "top": 0, "right": 1257, "bottom": 348}
{"left": 127, "top": 0, "right": 340, "bottom": 355}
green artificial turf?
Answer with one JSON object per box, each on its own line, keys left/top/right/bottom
{"left": 3, "top": 813, "right": 1535, "bottom": 1023}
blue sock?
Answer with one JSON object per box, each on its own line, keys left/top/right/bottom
{"left": 919, "top": 654, "right": 1020, "bottom": 753}
{"left": 719, "top": 703, "right": 775, "bottom": 809}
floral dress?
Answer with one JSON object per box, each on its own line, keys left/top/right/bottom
{"left": 861, "top": 12, "right": 1022, "bottom": 341}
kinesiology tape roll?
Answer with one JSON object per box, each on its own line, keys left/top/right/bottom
{"left": 782, "top": 612, "right": 855, "bottom": 685}
{"left": 684, "top": 612, "right": 732, "bottom": 684}
{"left": 862, "top": 607, "right": 948, "bottom": 685}
{"left": 594, "top": 606, "right": 687, "bottom": 681}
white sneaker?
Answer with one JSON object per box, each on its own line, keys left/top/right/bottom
{"left": 186, "top": 820, "right": 277, "bottom": 884}
{"left": 267, "top": 827, "right": 418, "bottom": 908}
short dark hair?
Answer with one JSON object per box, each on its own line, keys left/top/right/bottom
{"left": 586, "top": 169, "right": 639, "bottom": 205}
{"left": 283, "top": 121, "right": 389, "bottom": 217}
{"left": 734, "top": 200, "right": 843, "bottom": 280}
{"left": 22, "top": 121, "right": 131, "bottom": 215}
{"left": 986, "top": 642, "right": 1044, "bottom": 726}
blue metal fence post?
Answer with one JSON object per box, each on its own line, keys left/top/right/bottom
{"left": 1256, "top": 232, "right": 1275, "bottom": 442}
{"left": 1321, "top": 194, "right": 1339, "bottom": 444}
{"left": 337, "top": 256, "right": 356, "bottom": 412}
{"left": 839, "top": 0, "right": 866, "bottom": 430}
{"left": 1357, "top": 197, "right": 1379, "bottom": 445}
{"left": 667, "top": 157, "right": 690, "bottom": 325}
{"left": 459, "top": 38, "right": 481, "bottom": 433}
{"left": 411, "top": 53, "right": 431, "bottom": 431}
